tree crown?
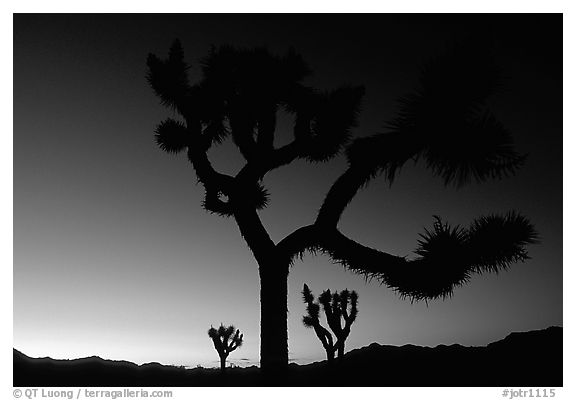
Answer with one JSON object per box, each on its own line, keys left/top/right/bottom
{"left": 148, "top": 38, "right": 537, "bottom": 301}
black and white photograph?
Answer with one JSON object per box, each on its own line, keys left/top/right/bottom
{"left": 11, "top": 10, "right": 565, "bottom": 393}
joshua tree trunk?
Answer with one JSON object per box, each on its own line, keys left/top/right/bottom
{"left": 326, "top": 348, "right": 335, "bottom": 363}
{"left": 337, "top": 342, "right": 345, "bottom": 359}
{"left": 233, "top": 202, "right": 290, "bottom": 372}
{"left": 259, "top": 260, "right": 289, "bottom": 372}
{"left": 220, "top": 356, "right": 226, "bottom": 372}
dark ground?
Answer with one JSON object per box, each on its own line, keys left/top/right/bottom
{"left": 14, "top": 326, "right": 562, "bottom": 387}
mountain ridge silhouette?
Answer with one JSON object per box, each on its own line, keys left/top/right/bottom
{"left": 14, "top": 326, "right": 562, "bottom": 387}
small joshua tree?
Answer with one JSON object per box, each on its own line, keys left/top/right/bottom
{"left": 302, "top": 284, "right": 358, "bottom": 362}
{"left": 207, "top": 324, "right": 244, "bottom": 372}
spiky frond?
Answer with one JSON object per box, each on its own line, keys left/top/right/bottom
{"left": 208, "top": 324, "right": 241, "bottom": 344}
{"left": 302, "top": 284, "right": 321, "bottom": 324}
{"left": 389, "top": 34, "right": 501, "bottom": 136}
{"left": 341, "top": 34, "right": 522, "bottom": 190}
{"left": 384, "top": 217, "right": 473, "bottom": 300}
{"left": 421, "top": 111, "right": 526, "bottom": 187}
{"left": 146, "top": 39, "right": 191, "bottom": 113}
{"left": 349, "top": 291, "right": 359, "bottom": 322}
{"left": 202, "top": 115, "right": 229, "bottom": 145}
{"left": 230, "top": 329, "right": 244, "bottom": 348}
{"left": 250, "top": 183, "right": 270, "bottom": 210}
{"left": 415, "top": 216, "right": 468, "bottom": 265}
{"left": 200, "top": 45, "right": 311, "bottom": 112}
{"left": 207, "top": 326, "right": 218, "bottom": 339}
{"left": 217, "top": 324, "right": 227, "bottom": 337}
{"left": 350, "top": 290, "right": 358, "bottom": 304}
{"left": 308, "top": 303, "right": 320, "bottom": 319}
{"left": 467, "top": 211, "right": 538, "bottom": 273}
{"left": 302, "top": 315, "right": 315, "bottom": 328}
{"left": 224, "top": 325, "right": 235, "bottom": 339}
{"left": 318, "top": 290, "right": 332, "bottom": 311}
{"left": 340, "top": 289, "right": 350, "bottom": 306}
{"left": 154, "top": 118, "right": 189, "bottom": 154}
{"left": 304, "top": 86, "right": 365, "bottom": 162}
{"left": 383, "top": 34, "right": 524, "bottom": 187}
{"left": 302, "top": 283, "right": 314, "bottom": 304}
{"left": 331, "top": 292, "right": 341, "bottom": 312}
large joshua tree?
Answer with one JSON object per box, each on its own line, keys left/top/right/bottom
{"left": 147, "top": 36, "right": 537, "bottom": 372}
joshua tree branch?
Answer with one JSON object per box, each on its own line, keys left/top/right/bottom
{"left": 316, "top": 213, "right": 536, "bottom": 300}
{"left": 315, "top": 167, "right": 369, "bottom": 228}
{"left": 313, "top": 323, "right": 334, "bottom": 352}
{"left": 186, "top": 144, "right": 235, "bottom": 215}
{"left": 341, "top": 307, "right": 350, "bottom": 324}
{"left": 229, "top": 108, "right": 258, "bottom": 161}
{"left": 235, "top": 114, "right": 314, "bottom": 184}
{"left": 210, "top": 337, "right": 224, "bottom": 356}
{"left": 186, "top": 140, "right": 233, "bottom": 187}
{"left": 284, "top": 208, "right": 536, "bottom": 300}
{"left": 256, "top": 109, "right": 276, "bottom": 150}
{"left": 316, "top": 131, "right": 421, "bottom": 228}
{"left": 278, "top": 224, "right": 406, "bottom": 273}
{"left": 202, "top": 187, "right": 234, "bottom": 216}
{"left": 276, "top": 224, "right": 319, "bottom": 264}
{"left": 267, "top": 141, "right": 305, "bottom": 171}
{"left": 235, "top": 139, "right": 305, "bottom": 185}
{"left": 325, "top": 306, "right": 342, "bottom": 337}
{"left": 232, "top": 201, "right": 276, "bottom": 262}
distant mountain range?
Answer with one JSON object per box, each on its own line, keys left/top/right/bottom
{"left": 14, "top": 326, "right": 562, "bottom": 387}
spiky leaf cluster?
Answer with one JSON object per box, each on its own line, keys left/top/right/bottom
{"left": 343, "top": 34, "right": 524, "bottom": 188}
{"left": 154, "top": 118, "right": 189, "bottom": 154}
{"left": 148, "top": 41, "right": 368, "bottom": 221}
{"left": 303, "top": 86, "right": 365, "bottom": 162}
{"left": 146, "top": 40, "right": 191, "bottom": 113}
{"left": 148, "top": 42, "right": 228, "bottom": 146}
{"left": 200, "top": 46, "right": 311, "bottom": 111}
{"left": 149, "top": 42, "right": 364, "bottom": 163}
{"left": 467, "top": 212, "right": 538, "bottom": 273}
{"left": 302, "top": 283, "right": 320, "bottom": 327}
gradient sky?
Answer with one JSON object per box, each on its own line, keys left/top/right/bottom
{"left": 13, "top": 14, "right": 562, "bottom": 368}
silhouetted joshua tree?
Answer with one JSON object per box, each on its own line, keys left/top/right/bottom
{"left": 302, "top": 284, "right": 358, "bottom": 362}
{"left": 147, "top": 35, "right": 538, "bottom": 372}
{"left": 208, "top": 324, "right": 244, "bottom": 372}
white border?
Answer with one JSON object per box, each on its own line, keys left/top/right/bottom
{"left": 4, "top": 3, "right": 572, "bottom": 400}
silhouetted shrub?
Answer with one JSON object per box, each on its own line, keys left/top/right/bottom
{"left": 302, "top": 284, "right": 358, "bottom": 361}
{"left": 208, "top": 324, "right": 244, "bottom": 372}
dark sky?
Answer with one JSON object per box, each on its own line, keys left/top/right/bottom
{"left": 14, "top": 14, "right": 562, "bottom": 367}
